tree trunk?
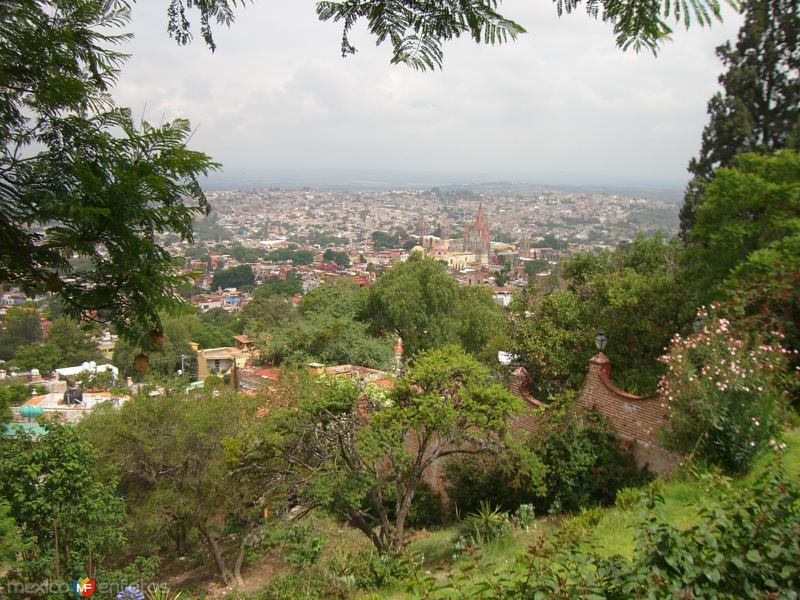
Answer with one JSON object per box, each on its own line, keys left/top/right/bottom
{"left": 368, "top": 489, "right": 393, "bottom": 552}
{"left": 232, "top": 523, "right": 253, "bottom": 586}
{"left": 198, "top": 525, "right": 231, "bottom": 585}
{"left": 393, "top": 487, "right": 416, "bottom": 554}
{"left": 345, "top": 509, "right": 387, "bottom": 554}
{"left": 175, "top": 523, "right": 187, "bottom": 555}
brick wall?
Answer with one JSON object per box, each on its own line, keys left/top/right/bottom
{"left": 506, "top": 355, "right": 680, "bottom": 474}
{"left": 574, "top": 353, "right": 680, "bottom": 474}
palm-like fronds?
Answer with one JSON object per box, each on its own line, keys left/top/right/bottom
{"left": 317, "top": 0, "right": 526, "bottom": 71}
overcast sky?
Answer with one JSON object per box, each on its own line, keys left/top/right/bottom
{"left": 112, "top": 1, "right": 743, "bottom": 188}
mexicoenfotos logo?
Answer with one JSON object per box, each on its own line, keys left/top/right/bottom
{"left": 71, "top": 578, "right": 96, "bottom": 598}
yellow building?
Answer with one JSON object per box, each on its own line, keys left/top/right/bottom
{"left": 196, "top": 347, "right": 250, "bottom": 381}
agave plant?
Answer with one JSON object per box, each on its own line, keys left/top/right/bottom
{"left": 461, "top": 501, "right": 510, "bottom": 546}
{"left": 145, "top": 588, "right": 182, "bottom": 600}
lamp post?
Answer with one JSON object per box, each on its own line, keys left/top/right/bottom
{"left": 594, "top": 330, "right": 608, "bottom": 352}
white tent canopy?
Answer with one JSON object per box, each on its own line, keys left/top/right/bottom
{"left": 54, "top": 362, "right": 118, "bottom": 379}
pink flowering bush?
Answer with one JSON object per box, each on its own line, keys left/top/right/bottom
{"left": 658, "top": 305, "right": 795, "bottom": 472}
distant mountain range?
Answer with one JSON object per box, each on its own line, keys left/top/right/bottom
{"left": 201, "top": 168, "right": 686, "bottom": 203}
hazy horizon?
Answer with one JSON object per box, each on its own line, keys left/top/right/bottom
{"left": 115, "top": 2, "right": 744, "bottom": 190}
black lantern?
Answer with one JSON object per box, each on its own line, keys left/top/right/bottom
{"left": 693, "top": 314, "right": 704, "bottom": 334}
{"left": 594, "top": 330, "right": 608, "bottom": 351}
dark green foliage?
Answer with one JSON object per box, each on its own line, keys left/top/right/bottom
{"left": 446, "top": 405, "right": 640, "bottom": 517}
{"left": 262, "top": 281, "right": 390, "bottom": 367}
{"left": 248, "top": 347, "right": 520, "bottom": 554}
{"left": 94, "top": 556, "right": 159, "bottom": 600}
{"left": 0, "top": 1, "right": 218, "bottom": 344}
{"left": 512, "top": 235, "right": 692, "bottom": 397}
{"left": 445, "top": 446, "right": 546, "bottom": 516}
{"left": 265, "top": 312, "right": 395, "bottom": 370}
{"left": 686, "top": 151, "right": 800, "bottom": 300}
{"left": 46, "top": 317, "right": 102, "bottom": 367}
{"left": 0, "top": 501, "right": 22, "bottom": 569}
{"left": 8, "top": 342, "right": 63, "bottom": 374}
{"left": 212, "top": 264, "right": 255, "bottom": 290}
{"left": 299, "top": 281, "right": 368, "bottom": 319}
{"left": 165, "top": 0, "right": 726, "bottom": 70}
{"left": 0, "top": 307, "right": 42, "bottom": 360}
{"left": 528, "top": 404, "right": 643, "bottom": 513}
{"left": 0, "top": 419, "right": 128, "bottom": 584}
{"left": 680, "top": 0, "right": 800, "bottom": 236}
{"left": 524, "top": 259, "right": 550, "bottom": 278}
{"left": 371, "top": 230, "right": 402, "bottom": 250}
{"left": 266, "top": 247, "right": 315, "bottom": 265}
{"left": 229, "top": 243, "right": 265, "bottom": 263}
{"left": 258, "top": 272, "right": 304, "bottom": 297}
{"left": 322, "top": 249, "right": 350, "bottom": 268}
{"left": 0, "top": 382, "right": 43, "bottom": 410}
{"left": 240, "top": 290, "right": 296, "bottom": 333}
{"left": 365, "top": 254, "right": 507, "bottom": 359}
{"left": 81, "top": 387, "right": 263, "bottom": 585}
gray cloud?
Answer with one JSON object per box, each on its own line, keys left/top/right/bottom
{"left": 112, "top": 1, "right": 743, "bottom": 186}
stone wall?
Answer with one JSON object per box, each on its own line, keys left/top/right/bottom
{"left": 509, "top": 355, "right": 680, "bottom": 474}
{"left": 574, "top": 353, "right": 680, "bottom": 474}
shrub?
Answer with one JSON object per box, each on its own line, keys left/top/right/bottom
{"left": 614, "top": 486, "right": 641, "bottom": 511}
{"left": 454, "top": 501, "right": 510, "bottom": 553}
{"left": 512, "top": 504, "right": 536, "bottom": 529}
{"left": 326, "top": 549, "right": 414, "bottom": 591}
{"left": 659, "top": 305, "right": 793, "bottom": 472}
{"left": 258, "top": 572, "right": 349, "bottom": 600}
{"left": 444, "top": 447, "right": 546, "bottom": 516}
{"left": 526, "top": 403, "right": 645, "bottom": 513}
{"left": 424, "top": 465, "right": 800, "bottom": 598}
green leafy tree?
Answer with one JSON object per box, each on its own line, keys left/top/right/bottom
{"left": 512, "top": 235, "right": 693, "bottom": 397}
{"left": 252, "top": 346, "right": 519, "bottom": 554}
{"left": 0, "top": 307, "right": 42, "bottom": 360}
{"left": 266, "top": 312, "right": 394, "bottom": 369}
{"left": 299, "top": 281, "right": 368, "bottom": 319}
{"left": 256, "top": 271, "right": 303, "bottom": 297}
{"left": 211, "top": 264, "right": 255, "bottom": 290}
{"left": 524, "top": 259, "right": 550, "bottom": 278}
{"left": 371, "top": 230, "right": 401, "bottom": 250}
{"left": 685, "top": 151, "right": 800, "bottom": 298}
{"left": 0, "top": 501, "right": 22, "bottom": 570}
{"left": 0, "top": 419, "right": 128, "bottom": 584}
{"left": 240, "top": 290, "right": 297, "bottom": 333}
{"left": 323, "top": 248, "right": 351, "bottom": 268}
{"left": 457, "top": 286, "right": 509, "bottom": 363}
{"left": 680, "top": 0, "right": 800, "bottom": 236}
{"left": 9, "top": 343, "right": 63, "bottom": 374}
{"left": 365, "top": 255, "right": 461, "bottom": 356}
{"left": 81, "top": 388, "right": 262, "bottom": 585}
{"left": 494, "top": 262, "right": 512, "bottom": 286}
{"left": 167, "top": 0, "right": 728, "bottom": 67}
{"left": 47, "top": 318, "right": 102, "bottom": 367}
{"left": 0, "top": 1, "right": 218, "bottom": 345}
{"left": 365, "top": 254, "right": 504, "bottom": 360}
{"left": 266, "top": 247, "right": 315, "bottom": 265}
